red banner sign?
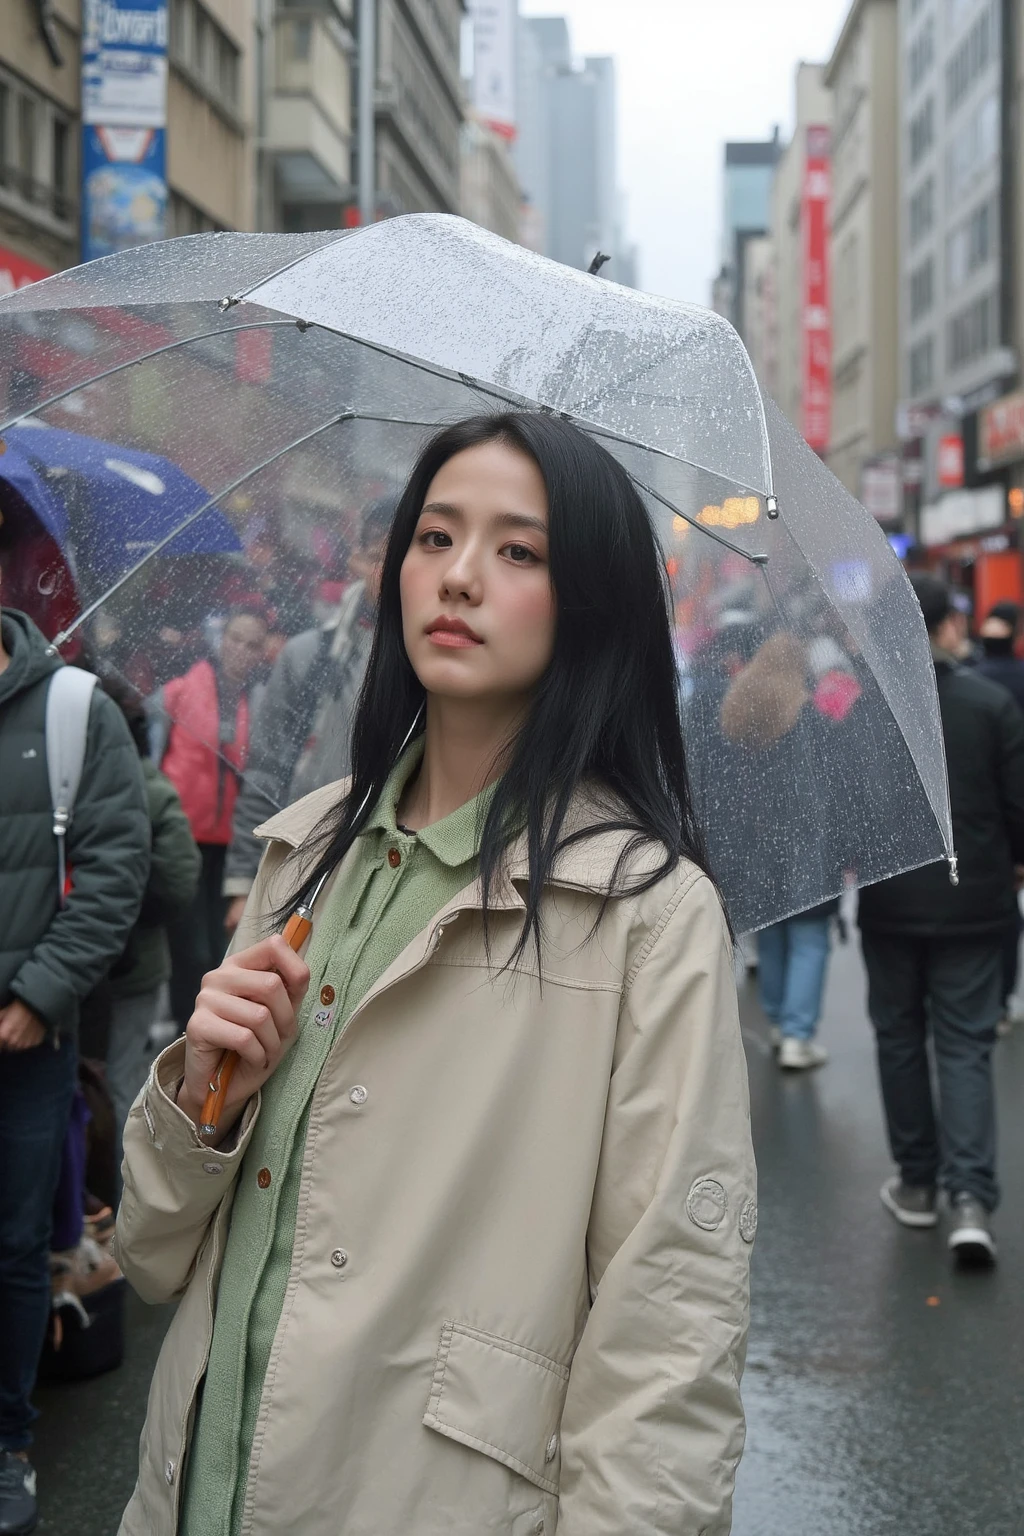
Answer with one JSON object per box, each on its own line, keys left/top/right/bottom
{"left": 0, "top": 246, "right": 52, "bottom": 296}
{"left": 978, "top": 389, "right": 1024, "bottom": 471}
{"left": 801, "top": 126, "right": 831, "bottom": 452}
{"left": 937, "top": 433, "right": 965, "bottom": 488}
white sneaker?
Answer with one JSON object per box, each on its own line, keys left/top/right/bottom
{"left": 778, "top": 1037, "right": 828, "bottom": 1070}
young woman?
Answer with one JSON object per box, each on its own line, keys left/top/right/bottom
{"left": 115, "top": 413, "right": 756, "bottom": 1536}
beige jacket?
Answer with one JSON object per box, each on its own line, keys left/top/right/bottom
{"left": 115, "top": 782, "right": 756, "bottom": 1536}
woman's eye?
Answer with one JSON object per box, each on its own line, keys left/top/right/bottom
{"left": 420, "top": 529, "right": 452, "bottom": 549}
{"left": 503, "top": 543, "right": 539, "bottom": 564}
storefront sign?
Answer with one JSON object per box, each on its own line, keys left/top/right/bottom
{"left": 801, "top": 126, "right": 831, "bottom": 453}
{"left": 81, "top": 0, "right": 167, "bottom": 262}
{"left": 920, "top": 485, "right": 1004, "bottom": 547}
{"left": 467, "top": 0, "right": 517, "bottom": 140}
{"left": 937, "top": 433, "right": 964, "bottom": 489}
{"left": 861, "top": 455, "right": 901, "bottom": 523}
{"left": 0, "top": 247, "right": 53, "bottom": 295}
{"left": 978, "top": 389, "right": 1024, "bottom": 471}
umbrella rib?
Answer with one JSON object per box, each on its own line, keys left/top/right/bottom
{"left": 46, "top": 410, "right": 360, "bottom": 653}
{"left": 0, "top": 320, "right": 299, "bottom": 436}
{"left": 629, "top": 477, "right": 769, "bottom": 566}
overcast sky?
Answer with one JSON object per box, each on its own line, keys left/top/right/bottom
{"left": 519, "top": 0, "right": 852, "bottom": 306}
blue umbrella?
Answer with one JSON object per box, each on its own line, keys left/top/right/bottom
{"left": 0, "top": 423, "right": 242, "bottom": 581}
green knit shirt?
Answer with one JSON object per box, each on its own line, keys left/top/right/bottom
{"left": 180, "top": 743, "right": 494, "bottom": 1536}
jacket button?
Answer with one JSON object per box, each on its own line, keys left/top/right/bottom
{"left": 349, "top": 1085, "right": 368, "bottom": 1105}
{"left": 257, "top": 1167, "right": 272, "bottom": 1189}
{"left": 330, "top": 1248, "right": 349, "bottom": 1268}
{"left": 202, "top": 1161, "right": 223, "bottom": 1176}
{"left": 545, "top": 1433, "right": 558, "bottom": 1462}
{"left": 165, "top": 1459, "right": 175, "bottom": 1485}
{"left": 387, "top": 847, "right": 401, "bottom": 868}
{"left": 320, "top": 984, "right": 335, "bottom": 1006}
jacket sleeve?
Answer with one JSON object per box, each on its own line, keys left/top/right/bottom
{"left": 9, "top": 690, "right": 151, "bottom": 1038}
{"left": 139, "top": 770, "right": 201, "bottom": 926}
{"left": 994, "top": 692, "right": 1024, "bottom": 864}
{"left": 223, "top": 635, "right": 316, "bottom": 897}
{"left": 557, "top": 870, "right": 755, "bottom": 1536}
{"left": 114, "top": 1036, "right": 262, "bottom": 1304}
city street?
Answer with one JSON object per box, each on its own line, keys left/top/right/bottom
{"left": 30, "top": 925, "right": 1024, "bottom": 1536}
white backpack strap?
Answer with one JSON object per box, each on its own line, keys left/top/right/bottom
{"left": 45, "top": 667, "right": 100, "bottom": 909}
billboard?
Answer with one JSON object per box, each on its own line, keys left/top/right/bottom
{"left": 467, "top": 0, "right": 517, "bottom": 140}
{"left": 81, "top": 0, "right": 168, "bottom": 262}
{"left": 801, "top": 125, "right": 831, "bottom": 453}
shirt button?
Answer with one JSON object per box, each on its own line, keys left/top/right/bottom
{"left": 257, "top": 1167, "right": 272, "bottom": 1189}
{"left": 202, "top": 1161, "right": 223, "bottom": 1176}
{"left": 320, "top": 984, "right": 336, "bottom": 1006}
{"left": 387, "top": 847, "right": 401, "bottom": 868}
{"left": 331, "top": 1248, "right": 349, "bottom": 1268}
{"left": 349, "top": 1085, "right": 368, "bottom": 1105}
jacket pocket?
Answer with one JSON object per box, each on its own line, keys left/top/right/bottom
{"left": 423, "top": 1320, "right": 570, "bottom": 1496}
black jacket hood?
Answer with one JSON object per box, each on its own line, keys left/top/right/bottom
{"left": 0, "top": 608, "right": 62, "bottom": 707}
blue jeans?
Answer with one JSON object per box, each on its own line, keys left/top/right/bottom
{"left": 0, "top": 1035, "right": 78, "bottom": 1451}
{"left": 758, "top": 916, "right": 831, "bottom": 1041}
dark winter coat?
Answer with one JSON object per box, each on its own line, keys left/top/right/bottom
{"left": 109, "top": 760, "right": 201, "bottom": 999}
{"left": 974, "top": 652, "right": 1024, "bottom": 715}
{"left": 858, "top": 656, "right": 1024, "bottom": 937}
{"left": 0, "top": 609, "right": 150, "bottom": 1040}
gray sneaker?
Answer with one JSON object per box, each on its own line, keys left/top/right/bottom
{"left": 880, "top": 1176, "right": 938, "bottom": 1228}
{"left": 0, "top": 1450, "right": 38, "bottom": 1535}
{"left": 948, "top": 1193, "right": 997, "bottom": 1266}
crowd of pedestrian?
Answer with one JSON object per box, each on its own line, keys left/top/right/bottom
{"left": 1, "top": 475, "right": 1023, "bottom": 1532}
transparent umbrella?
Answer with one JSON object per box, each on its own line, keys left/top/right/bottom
{"left": 0, "top": 214, "right": 952, "bottom": 931}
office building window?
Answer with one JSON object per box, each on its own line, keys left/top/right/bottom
{"left": 909, "top": 335, "right": 934, "bottom": 394}
{"left": 909, "top": 176, "right": 934, "bottom": 244}
{"left": 909, "top": 19, "right": 935, "bottom": 92}
{"left": 946, "top": 1, "right": 998, "bottom": 115}
{"left": 945, "top": 90, "right": 998, "bottom": 207}
{"left": 910, "top": 257, "right": 934, "bottom": 321}
{"left": 909, "top": 97, "right": 934, "bottom": 166}
{"left": 167, "top": 189, "right": 225, "bottom": 236}
{"left": 947, "top": 196, "right": 996, "bottom": 291}
{"left": 0, "top": 65, "right": 76, "bottom": 226}
{"left": 948, "top": 290, "right": 997, "bottom": 369}
{"left": 170, "top": 0, "right": 241, "bottom": 112}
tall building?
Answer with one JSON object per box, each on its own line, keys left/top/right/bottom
{"left": 460, "top": 0, "right": 522, "bottom": 241}
{"left": 0, "top": 0, "right": 255, "bottom": 287}
{"left": 825, "top": 0, "right": 900, "bottom": 514}
{"left": 711, "top": 130, "right": 781, "bottom": 337}
{"left": 514, "top": 15, "right": 635, "bottom": 284}
{"left": 771, "top": 63, "right": 833, "bottom": 447}
{"left": 374, "top": 0, "right": 465, "bottom": 217}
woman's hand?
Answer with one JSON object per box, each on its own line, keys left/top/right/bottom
{"left": 176, "top": 936, "right": 310, "bottom": 1143}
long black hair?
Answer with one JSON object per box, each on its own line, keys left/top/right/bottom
{"left": 282, "top": 411, "right": 716, "bottom": 963}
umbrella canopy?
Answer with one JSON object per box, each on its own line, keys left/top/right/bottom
{"left": 0, "top": 423, "right": 241, "bottom": 583}
{"left": 0, "top": 216, "right": 953, "bottom": 931}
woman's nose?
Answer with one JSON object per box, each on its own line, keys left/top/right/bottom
{"left": 439, "top": 551, "right": 482, "bottom": 603}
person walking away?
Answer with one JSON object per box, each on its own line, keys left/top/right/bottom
{"left": 114, "top": 414, "right": 755, "bottom": 1536}
{"left": 156, "top": 605, "right": 267, "bottom": 1027}
{"left": 858, "top": 574, "right": 1024, "bottom": 1266}
{"left": 101, "top": 676, "right": 200, "bottom": 1174}
{"left": 222, "top": 500, "right": 393, "bottom": 935}
{"left": 758, "top": 898, "right": 838, "bottom": 1069}
{"left": 0, "top": 591, "right": 148, "bottom": 1536}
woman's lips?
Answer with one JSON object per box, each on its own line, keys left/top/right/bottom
{"left": 427, "top": 629, "right": 483, "bottom": 648}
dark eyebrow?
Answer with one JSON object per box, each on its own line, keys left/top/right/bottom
{"left": 419, "top": 503, "right": 548, "bottom": 538}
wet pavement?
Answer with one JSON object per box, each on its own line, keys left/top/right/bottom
{"left": 30, "top": 928, "right": 1024, "bottom": 1534}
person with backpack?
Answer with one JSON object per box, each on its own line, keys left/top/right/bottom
{"left": 222, "top": 499, "right": 394, "bottom": 934}
{"left": 0, "top": 588, "right": 149, "bottom": 1536}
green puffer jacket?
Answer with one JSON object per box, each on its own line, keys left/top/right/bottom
{"left": 109, "top": 760, "right": 201, "bottom": 999}
{"left": 0, "top": 609, "right": 150, "bottom": 1040}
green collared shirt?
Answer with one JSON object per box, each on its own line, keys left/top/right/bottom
{"left": 181, "top": 742, "right": 496, "bottom": 1536}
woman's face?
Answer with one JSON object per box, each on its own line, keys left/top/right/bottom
{"left": 400, "top": 440, "right": 556, "bottom": 710}
{"left": 220, "top": 614, "right": 267, "bottom": 684}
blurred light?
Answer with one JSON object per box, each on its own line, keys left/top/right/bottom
{"left": 697, "top": 496, "right": 760, "bottom": 529}
{"left": 671, "top": 514, "right": 690, "bottom": 537}
{"left": 1008, "top": 487, "right": 1024, "bottom": 518}
{"left": 888, "top": 533, "right": 914, "bottom": 559}
{"left": 665, "top": 556, "right": 679, "bottom": 579}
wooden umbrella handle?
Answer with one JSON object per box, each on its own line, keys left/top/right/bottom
{"left": 198, "top": 907, "right": 313, "bottom": 1141}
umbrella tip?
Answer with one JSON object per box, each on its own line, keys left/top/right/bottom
{"left": 587, "top": 251, "right": 611, "bottom": 276}
{"left": 766, "top": 495, "right": 779, "bottom": 520}
{"left": 948, "top": 854, "right": 959, "bottom": 887}
{"left": 218, "top": 295, "right": 239, "bottom": 312}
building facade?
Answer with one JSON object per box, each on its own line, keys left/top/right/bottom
{"left": 825, "top": 0, "right": 900, "bottom": 508}
{"left": 459, "top": 111, "right": 520, "bottom": 240}
{"left": 374, "top": 0, "right": 465, "bottom": 217}
{"left": 1, "top": 0, "right": 255, "bottom": 285}
{"left": 711, "top": 131, "right": 781, "bottom": 338}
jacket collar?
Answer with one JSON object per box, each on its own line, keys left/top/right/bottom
{"left": 254, "top": 778, "right": 670, "bottom": 903}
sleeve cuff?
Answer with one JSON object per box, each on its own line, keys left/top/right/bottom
{"left": 144, "top": 1037, "right": 261, "bottom": 1162}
